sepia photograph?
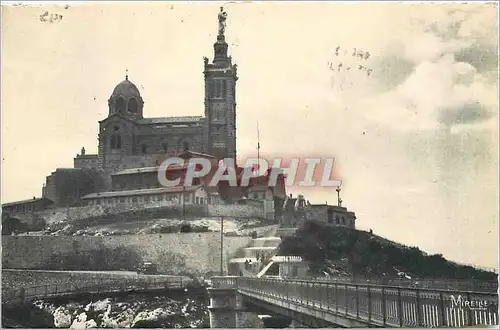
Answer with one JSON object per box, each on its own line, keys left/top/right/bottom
{"left": 1, "top": 1, "right": 499, "bottom": 328}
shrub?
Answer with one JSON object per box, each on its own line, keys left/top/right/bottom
{"left": 180, "top": 224, "right": 192, "bottom": 233}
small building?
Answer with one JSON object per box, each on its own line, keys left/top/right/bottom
{"left": 2, "top": 197, "right": 54, "bottom": 214}
{"left": 307, "top": 204, "right": 356, "bottom": 228}
{"left": 272, "top": 256, "right": 309, "bottom": 278}
{"left": 81, "top": 185, "right": 209, "bottom": 207}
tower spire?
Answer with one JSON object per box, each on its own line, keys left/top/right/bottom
{"left": 125, "top": 69, "right": 129, "bottom": 81}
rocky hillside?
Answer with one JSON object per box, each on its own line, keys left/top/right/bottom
{"left": 2, "top": 290, "right": 209, "bottom": 328}
{"left": 277, "top": 220, "right": 497, "bottom": 282}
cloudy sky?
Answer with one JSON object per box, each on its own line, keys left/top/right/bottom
{"left": 1, "top": 2, "right": 498, "bottom": 268}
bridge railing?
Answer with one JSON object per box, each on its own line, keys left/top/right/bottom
{"left": 236, "top": 277, "right": 499, "bottom": 328}
{"left": 210, "top": 276, "right": 239, "bottom": 289}
{"left": 2, "top": 276, "right": 190, "bottom": 304}
{"left": 280, "top": 276, "right": 498, "bottom": 293}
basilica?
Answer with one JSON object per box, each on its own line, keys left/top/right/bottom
{"left": 2, "top": 8, "right": 356, "bottom": 230}
{"left": 38, "top": 7, "right": 242, "bottom": 207}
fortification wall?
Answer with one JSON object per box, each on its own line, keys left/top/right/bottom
{"left": 2, "top": 226, "right": 277, "bottom": 277}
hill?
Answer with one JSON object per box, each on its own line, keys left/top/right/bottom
{"left": 277, "top": 220, "right": 497, "bottom": 282}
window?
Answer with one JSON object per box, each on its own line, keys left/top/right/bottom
{"left": 144, "top": 196, "right": 150, "bottom": 202}
{"left": 341, "top": 217, "right": 345, "bottom": 225}
{"left": 183, "top": 141, "right": 189, "bottom": 151}
{"left": 132, "top": 197, "right": 138, "bottom": 203}
{"left": 221, "top": 80, "right": 226, "bottom": 98}
{"left": 128, "top": 98, "right": 138, "bottom": 113}
{"left": 162, "top": 142, "right": 168, "bottom": 152}
{"left": 216, "top": 81, "right": 222, "bottom": 98}
{"left": 110, "top": 134, "right": 122, "bottom": 149}
{"left": 142, "top": 144, "right": 147, "bottom": 154}
{"left": 212, "top": 127, "right": 221, "bottom": 142}
{"left": 335, "top": 215, "right": 340, "bottom": 224}
{"left": 120, "top": 198, "right": 126, "bottom": 203}
{"left": 115, "top": 97, "right": 126, "bottom": 113}
{"left": 196, "top": 197, "right": 200, "bottom": 204}
{"left": 210, "top": 81, "right": 216, "bottom": 99}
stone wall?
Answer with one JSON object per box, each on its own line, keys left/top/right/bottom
{"left": 2, "top": 232, "right": 277, "bottom": 277}
{"left": 32, "top": 201, "right": 267, "bottom": 226}
{"left": 43, "top": 168, "right": 107, "bottom": 207}
{"left": 74, "top": 155, "right": 99, "bottom": 169}
{"left": 208, "top": 204, "right": 263, "bottom": 218}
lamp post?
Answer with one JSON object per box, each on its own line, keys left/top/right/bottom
{"left": 182, "top": 185, "right": 186, "bottom": 220}
{"left": 220, "top": 216, "right": 224, "bottom": 276}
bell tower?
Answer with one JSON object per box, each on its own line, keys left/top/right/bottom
{"left": 204, "top": 7, "right": 238, "bottom": 163}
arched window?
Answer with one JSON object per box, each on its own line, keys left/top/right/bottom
{"left": 208, "top": 81, "right": 216, "bottom": 99}
{"left": 109, "top": 134, "right": 122, "bottom": 149}
{"left": 221, "top": 80, "right": 226, "bottom": 98}
{"left": 341, "top": 217, "right": 345, "bottom": 225}
{"left": 162, "top": 142, "right": 168, "bottom": 152}
{"left": 335, "top": 215, "right": 340, "bottom": 224}
{"left": 115, "top": 97, "right": 126, "bottom": 113}
{"left": 142, "top": 144, "right": 147, "bottom": 154}
{"left": 183, "top": 141, "right": 189, "bottom": 151}
{"left": 216, "top": 80, "right": 222, "bottom": 98}
{"left": 128, "top": 98, "right": 138, "bottom": 113}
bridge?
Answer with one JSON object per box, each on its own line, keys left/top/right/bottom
{"left": 208, "top": 276, "right": 499, "bottom": 328}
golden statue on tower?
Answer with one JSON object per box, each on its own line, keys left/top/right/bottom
{"left": 218, "top": 7, "right": 227, "bottom": 36}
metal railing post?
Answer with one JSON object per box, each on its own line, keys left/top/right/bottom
{"left": 397, "top": 287, "right": 403, "bottom": 327}
{"left": 466, "top": 292, "right": 473, "bottom": 326}
{"left": 355, "top": 284, "right": 360, "bottom": 319}
{"left": 367, "top": 285, "right": 372, "bottom": 324}
{"left": 300, "top": 282, "right": 304, "bottom": 304}
{"left": 416, "top": 288, "right": 422, "bottom": 326}
{"left": 439, "top": 292, "right": 446, "bottom": 327}
{"left": 326, "top": 283, "right": 330, "bottom": 311}
{"left": 345, "top": 284, "right": 348, "bottom": 316}
{"left": 335, "top": 283, "right": 339, "bottom": 314}
{"left": 382, "top": 287, "right": 387, "bottom": 326}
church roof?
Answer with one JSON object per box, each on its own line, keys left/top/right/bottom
{"left": 113, "top": 164, "right": 186, "bottom": 176}
{"left": 82, "top": 185, "right": 203, "bottom": 199}
{"left": 111, "top": 78, "right": 141, "bottom": 99}
{"left": 178, "top": 150, "right": 217, "bottom": 159}
{"left": 137, "top": 116, "right": 203, "bottom": 125}
{"left": 2, "top": 197, "right": 53, "bottom": 207}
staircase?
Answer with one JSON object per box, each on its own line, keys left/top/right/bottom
{"left": 228, "top": 234, "right": 282, "bottom": 277}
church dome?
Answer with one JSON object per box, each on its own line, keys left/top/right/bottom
{"left": 111, "top": 77, "right": 141, "bottom": 99}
